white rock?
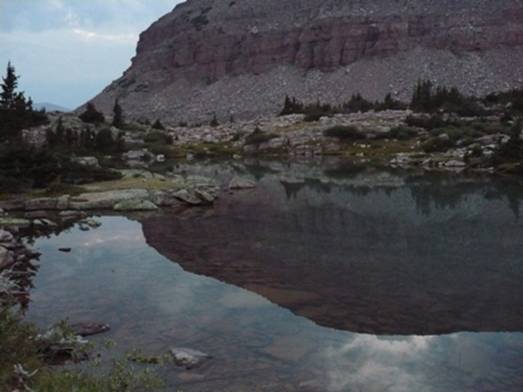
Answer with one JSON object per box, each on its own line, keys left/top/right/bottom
{"left": 170, "top": 348, "right": 211, "bottom": 369}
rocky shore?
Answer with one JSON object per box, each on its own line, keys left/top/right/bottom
{"left": 0, "top": 228, "right": 40, "bottom": 309}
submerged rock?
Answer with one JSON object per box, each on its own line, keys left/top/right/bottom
{"left": 170, "top": 348, "right": 211, "bottom": 370}
{"left": 70, "top": 322, "right": 110, "bottom": 337}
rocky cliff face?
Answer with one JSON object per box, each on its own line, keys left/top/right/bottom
{"left": 91, "top": 0, "right": 523, "bottom": 123}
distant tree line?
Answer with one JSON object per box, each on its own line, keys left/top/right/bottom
{"left": 280, "top": 80, "right": 523, "bottom": 119}
{"left": 280, "top": 93, "right": 405, "bottom": 121}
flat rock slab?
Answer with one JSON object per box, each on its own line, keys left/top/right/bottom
{"left": 170, "top": 347, "right": 211, "bottom": 369}
{"left": 0, "top": 218, "right": 31, "bottom": 229}
{"left": 70, "top": 189, "right": 150, "bottom": 210}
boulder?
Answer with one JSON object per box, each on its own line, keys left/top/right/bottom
{"left": 122, "top": 149, "right": 153, "bottom": 162}
{"left": 0, "top": 230, "right": 14, "bottom": 243}
{"left": 149, "top": 191, "right": 183, "bottom": 208}
{"left": 195, "top": 189, "right": 217, "bottom": 204}
{"left": 73, "top": 156, "right": 100, "bottom": 168}
{"left": 229, "top": 176, "right": 257, "bottom": 190}
{"left": 170, "top": 348, "right": 211, "bottom": 370}
{"left": 113, "top": 199, "right": 159, "bottom": 211}
{"left": 444, "top": 159, "right": 467, "bottom": 168}
{"left": 59, "top": 211, "right": 87, "bottom": 222}
{"left": 174, "top": 189, "right": 202, "bottom": 206}
{"left": 25, "top": 198, "right": 59, "bottom": 211}
{"left": 0, "top": 246, "right": 14, "bottom": 269}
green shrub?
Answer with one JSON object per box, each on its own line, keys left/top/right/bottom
{"left": 323, "top": 125, "right": 365, "bottom": 141}
{"left": 491, "top": 119, "right": 523, "bottom": 164}
{"left": 0, "top": 144, "right": 121, "bottom": 193}
{"left": 144, "top": 131, "right": 171, "bottom": 145}
{"left": 303, "top": 112, "right": 327, "bottom": 122}
{"left": 421, "top": 136, "right": 454, "bottom": 153}
{"left": 245, "top": 128, "right": 278, "bottom": 145}
{"left": 405, "top": 115, "right": 448, "bottom": 130}
{"left": 387, "top": 126, "right": 419, "bottom": 140}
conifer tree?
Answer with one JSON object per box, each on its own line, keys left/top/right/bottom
{"left": 79, "top": 102, "right": 105, "bottom": 124}
{"left": 0, "top": 62, "right": 18, "bottom": 109}
{"left": 112, "top": 99, "right": 124, "bottom": 128}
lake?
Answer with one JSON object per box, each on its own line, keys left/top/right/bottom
{"left": 26, "top": 160, "right": 523, "bottom": 391}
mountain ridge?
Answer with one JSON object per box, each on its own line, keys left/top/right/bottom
{"left": 89, "top": 0, "right": 523, "bottom": 123}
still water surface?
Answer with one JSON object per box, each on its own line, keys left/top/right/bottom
{"left": 26, "top": 163, "right": 523, "bottom": 391}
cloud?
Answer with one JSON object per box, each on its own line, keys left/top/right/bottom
{"left": 0, "top": 0, "right": 181, "bottom": 107}
{"left": 323, "top": 334, "right": 436, "bottom": 392}
{"left": 72, "top": 29, "right": 138, "bottom": 44}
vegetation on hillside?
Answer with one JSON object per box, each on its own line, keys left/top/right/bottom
{"left": 0, "top": 62, "right": 48, "bottom": 141}
{"left": 0, "top": 63, "right": 121, "bottom": 193}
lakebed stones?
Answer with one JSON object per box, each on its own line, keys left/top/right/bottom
{"left": 0, "top": 228, "right": 41, "bottom": 305}
{"left": 170, "top": 348, "right": 211, "bottom": 370}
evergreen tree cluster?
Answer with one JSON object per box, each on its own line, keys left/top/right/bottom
{"left": 46, "top": 118, "right": 125, "bottom": 154}
{"left": 484, "top": 89, "right": 523, "bottom": 113}
{"left": 410, "top": 79, "right": 484, "bottom": 116}
{"left": 279, "top": 92, "right": 406, "bottom": 119}
{"left": 0, "top": 62, "right": 48, "bottom": 141}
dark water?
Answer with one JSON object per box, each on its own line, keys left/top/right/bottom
{"left": 26, "top": 162, "right": 523, "bottom": 391}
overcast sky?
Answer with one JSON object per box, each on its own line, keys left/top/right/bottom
{"left": 0, "top": 0, "right": 182, "bottom": 108}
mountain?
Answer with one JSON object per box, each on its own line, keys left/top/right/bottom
{"left": 34, "top": 102, "right": 70, "bottom": 112}
{"left": 89, "top": 0, "right": 523, "bottom": 123}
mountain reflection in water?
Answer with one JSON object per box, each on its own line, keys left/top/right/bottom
{"left": 142, "top": 165, "right": 523, "bottom": 335}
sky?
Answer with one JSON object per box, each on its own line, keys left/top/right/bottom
{"left": 0, "top": 0, "right": 182, "bottom": 109}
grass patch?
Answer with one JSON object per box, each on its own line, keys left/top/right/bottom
{"left": 0, "top": 307, "right": 164, "bottom": 391}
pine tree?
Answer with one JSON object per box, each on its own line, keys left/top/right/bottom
{"left": 152, "top": 119, "right": 164, "bottom": 130}
{"left": 112, "top": 99, "right": 124, "bottom": 128}
{"left": 210, "top": 113, "right": 219, "bottom": 127}
{"left": 0, "top": 62, "right": 18, "bottom": 109}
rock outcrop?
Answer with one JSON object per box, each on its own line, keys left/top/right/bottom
{"left": 90, "top": 0, "right": 523, "bottom": 123}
